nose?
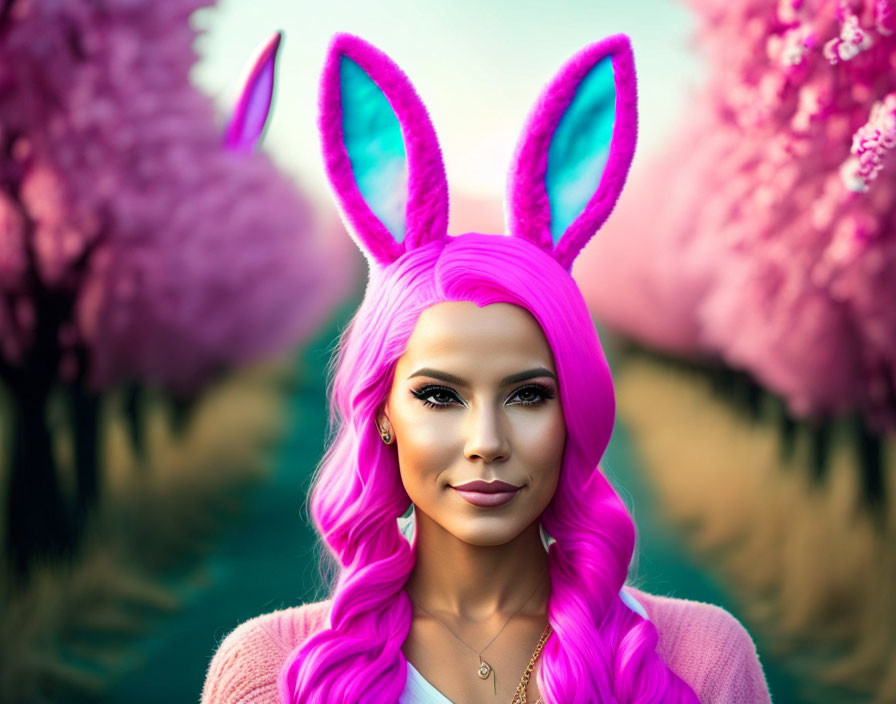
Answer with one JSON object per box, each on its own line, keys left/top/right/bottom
{"left": 463, "top": 403, "right": 510, "bottom": 463}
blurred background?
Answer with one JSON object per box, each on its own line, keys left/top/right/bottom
{"left": 1, "top": 0, "right": 894, "bottom": 702}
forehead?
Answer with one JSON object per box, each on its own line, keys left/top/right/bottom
{"left": 398, "top": 301, "right": 555, "bottom": 373}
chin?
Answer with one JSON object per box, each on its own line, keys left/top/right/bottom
{"left": 449, "top": 521, "right": 529, "bottom": 547}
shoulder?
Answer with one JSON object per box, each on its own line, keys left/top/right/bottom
{"left": 200, "top": 600, "right": 331, "bottom": 704}
{"left": 623, "top": 586, "right": 772, "bottom": 704}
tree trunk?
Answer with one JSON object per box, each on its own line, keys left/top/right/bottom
{"left": 5, "top": 383, "right": 74, "bottom": 585}
{"left": 854, "top": 418, "right": 884, "bottom": 519}
{"left": 70, "top": 384, "right": 101, "bottom": 533}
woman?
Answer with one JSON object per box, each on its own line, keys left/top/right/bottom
{"left": 201, "top": 33, "right": 772, "bottom": 703}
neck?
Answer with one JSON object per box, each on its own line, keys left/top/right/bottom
{"left": 405, "top": 510, "right": 550, "bottom": 621}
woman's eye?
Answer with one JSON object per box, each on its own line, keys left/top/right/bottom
{"left": 411, "top": 385, "right": 461, "bottom": 408}
{"left": 508, "top": 383, "right": 554, "bottom": 406}
{"left": 410, "top": 383, "right": 555, "bottom": 409}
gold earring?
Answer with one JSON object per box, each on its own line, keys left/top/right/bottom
{"left": 379, "top": 424, "right": 393, "bottom": 445}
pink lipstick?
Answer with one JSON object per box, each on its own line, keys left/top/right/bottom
{"left": 451, "top": 480, "right": 521, "bottom": 508}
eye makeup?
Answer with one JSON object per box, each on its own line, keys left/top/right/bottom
{"left": 508, "top": 382, "right": 555, "bottom": 406}
{"left": 410, "top": 384, "right": 461, "bottom": 409}
{"left": 409, "top": 382, "right": 556, "bottom": 409}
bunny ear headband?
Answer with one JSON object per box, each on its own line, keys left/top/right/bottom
{"left": 224, "top": 31, "right": 282, "bottom": 152}
{"left": 319, "top": 33, "right": 637, "bottom": 271}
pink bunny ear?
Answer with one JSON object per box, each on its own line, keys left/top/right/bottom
{"left": 507, "top": 34, "right": 637, "bottom": 271}
{"left": 319, "top": 34, "right": 449, "bottom": 268}
{"left": 224, "top": 31, "right": 282, "bottom": 152}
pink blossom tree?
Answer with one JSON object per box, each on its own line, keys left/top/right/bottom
{"left": 0, "top": 1, "right": 349, "bottom": 581}
{"left": 576, "top": 0, "right": 896, "bottom": 507}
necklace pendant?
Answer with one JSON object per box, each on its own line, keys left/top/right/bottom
{"left": 477, "top": 661, "right": 492, "bottom": 679}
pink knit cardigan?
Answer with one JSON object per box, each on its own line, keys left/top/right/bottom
{"left": 200, "top": 587, "right": 772, "bottom": 703}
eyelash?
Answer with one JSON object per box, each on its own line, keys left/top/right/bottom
{"left": 410, "top": 383, "right": 556, "bottom": 409}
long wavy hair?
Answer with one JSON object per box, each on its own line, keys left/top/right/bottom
{"left": 277, "top": 233, "right": 700, "bottom": 703}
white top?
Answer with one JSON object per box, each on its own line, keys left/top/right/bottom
{"left": 400, "top": 662, "right": 454, "bottom": 704}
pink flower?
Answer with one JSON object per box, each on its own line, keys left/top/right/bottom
{"left": 0, "top": 0, "right": 353, "bottom": 393}
{"left": 579, "top": 0, "right": 896, "bottom": 430}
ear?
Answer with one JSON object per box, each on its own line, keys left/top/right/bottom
{"left": 378, "top": 405, "right": 392, "bottom": 429}
{"left": 507, "top": 34, "right": 637, "bottom": 271}
{"left": 223, "top": 31, "right": 282, "bottom": 152}
{"left": 319, "top": 34, "right": 449, "bottom": 268}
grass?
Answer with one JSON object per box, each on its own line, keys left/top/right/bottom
{"left": 613, "top": 351, "right": 896, "bottom": 704}
{"left": 0, "top": 358, "right": 296, "bottom": 703}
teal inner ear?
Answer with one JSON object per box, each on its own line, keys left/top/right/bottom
{"left": 545, "top": 56, "right": 616, "bottom": 244}
{"left": 340, "top": 57, "right": 408, "bottom": 242}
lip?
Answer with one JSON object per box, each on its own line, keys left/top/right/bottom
{"left": 451, "top": 480, "right": 522, "bottom": 508}
{"left": 453, "top": 489, "right": 520, "bottom": 507}
{"left": 452, "top": 480, "right": 521, "bottom": 493}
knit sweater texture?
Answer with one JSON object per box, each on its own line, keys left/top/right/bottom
{"left": 200, "top": 586, "right": 772, "bottom": 703}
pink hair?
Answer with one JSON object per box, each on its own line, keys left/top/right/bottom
{"left": 277, "top": 233, "right": 699, "bottom": 703}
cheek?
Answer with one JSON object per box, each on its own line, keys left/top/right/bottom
{"left": 517, "top": 408, "right": 566, "bottom": 469}
{"left": 391, "top": 403, "right": 460, "bottom": 478}
{"left": 523, "top": 414, "right": 565, "bottom": 513}
{"left": 398, "top": 414, "right": 456, "bottom": 447}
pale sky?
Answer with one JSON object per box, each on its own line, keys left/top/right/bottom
{"left": 191, "top": 0, "right": 704, "bottom": 206}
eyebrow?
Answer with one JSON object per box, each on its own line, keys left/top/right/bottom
{"left": 407, "top": 367, "right": 557, "bottom": 386}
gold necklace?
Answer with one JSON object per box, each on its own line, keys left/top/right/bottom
{"left": 409, "top": 568, "right": 548, "bottom": 689}
{"left": 511, "top": 622, "right": 552, "bottom": 704}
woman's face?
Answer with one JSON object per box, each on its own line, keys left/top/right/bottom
{"left": 381, "top": 301, "right": 566, "bottom": 547}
